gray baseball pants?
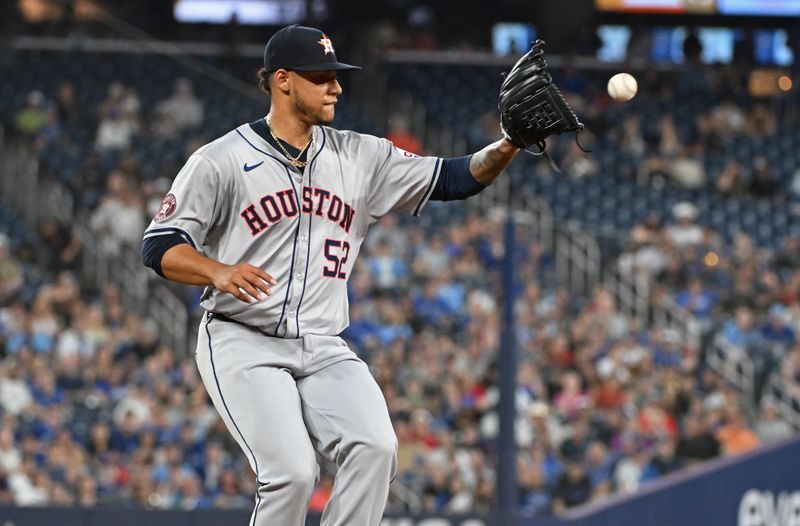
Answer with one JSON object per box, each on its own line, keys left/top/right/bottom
{"left": 195, "top": 313, "right": 397, "bottom": 525}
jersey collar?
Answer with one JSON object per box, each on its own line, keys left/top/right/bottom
{"left": 240, "top": 120, "right": 324, "bottom": 170}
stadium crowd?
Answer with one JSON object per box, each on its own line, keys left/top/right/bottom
{"left": 0, "top": 55, "right": 796, "bottom": 517}
{"left": 0, "top": 206, "right": 793, "bottom": 515}
{"left": 618, "top": 201, "right": 800, "bottom": 401}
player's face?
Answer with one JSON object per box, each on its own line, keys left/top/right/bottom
{"left": 290, "top": 71, "right": 342, "bottom": 126}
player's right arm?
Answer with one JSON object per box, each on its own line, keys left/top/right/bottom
{"left": 159, "top": 243, "right": 276, "bottom": 303}
{"left": 140, "top": 151, "right": 276, "bottom": 304}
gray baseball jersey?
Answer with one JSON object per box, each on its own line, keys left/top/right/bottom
{"left": 144, "top": 122, "right": 441, "bottom": 338}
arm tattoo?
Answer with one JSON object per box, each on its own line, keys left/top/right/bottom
{"left": 469, "top": 139, "right": 520, "bottom": 186}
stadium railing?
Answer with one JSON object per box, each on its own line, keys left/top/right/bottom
{"left": 707, "top": 337, "right": 756, "bottom": 399}
{"left": 0, "top": 141, "right": 190, "bottom": 356}
{"left": 380, "top": 51, "right": 800, "bottom": 428}
{"left": 765, "top": 374, "right": 800, "bottom": 429}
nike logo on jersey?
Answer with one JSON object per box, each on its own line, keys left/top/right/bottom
{"left": 243, "top": 161, "right": 264, "bottom": 172}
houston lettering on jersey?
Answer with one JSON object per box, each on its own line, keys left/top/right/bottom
{"left": 241, "top": 186, "right": 355, "bottom": 236}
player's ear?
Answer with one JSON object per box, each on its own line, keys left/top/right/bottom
{"left": 273, "top": 69, "right": 291, "bottom": 94}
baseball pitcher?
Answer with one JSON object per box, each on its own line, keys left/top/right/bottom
{"left": 141, "top": 24, "right": 582, "bottom": 526}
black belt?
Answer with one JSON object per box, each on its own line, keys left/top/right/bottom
{"left": 207, "top": 312, "right": 297, "bottom": 339}
{"left": 208, "top": 312, "right": 267, "bottom": 335}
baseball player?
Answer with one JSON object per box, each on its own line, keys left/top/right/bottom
{"left": 141, "top": 24, "right": 579, "bottom": 526}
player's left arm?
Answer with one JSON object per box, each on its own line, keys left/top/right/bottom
{"left": 468, "top": 138, "right": 520, "bottom": 185}
{"left": 366, "top": 134, "right": 517, "bottom": 217}
{"left": 429, "top": 139, "right": 519, "bottom": 202}
{"left": 469, "top": 139, "right": 519, "bottom": 186}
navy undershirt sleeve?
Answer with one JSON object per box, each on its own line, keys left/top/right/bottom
{"left": 141, "top": 233, "right": 189, "bottom": 277}
{"left": 429, "top": 155, "right": 487, "bottom": 201}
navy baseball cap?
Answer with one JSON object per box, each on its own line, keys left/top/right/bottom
{"left": 264, "top": 25, "right": 361, "bottom": 72}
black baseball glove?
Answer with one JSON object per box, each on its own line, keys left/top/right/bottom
{"left": 499, "top": 40, "right": 586, "bottom": 170}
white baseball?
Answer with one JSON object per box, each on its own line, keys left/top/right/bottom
{"left": 607, "top": 72, "right": 638, "bottom": 102}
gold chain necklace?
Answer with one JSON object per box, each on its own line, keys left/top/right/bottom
{"left": 265, "top": 114, "right": 314, "bottom": 169}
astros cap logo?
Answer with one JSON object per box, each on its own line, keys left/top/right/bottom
{"left": 318, "top": 35, "right": 334, "bottom": 55}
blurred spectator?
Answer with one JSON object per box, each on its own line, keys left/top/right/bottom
{"left": 583, "top": 441, "right": 613, "bottom": 493}
{"left": 612, "top": 443, "right": 648, "bottom": 494}
{"left": 518, "top": 463, "right": 551, "bottom": 518}
{"left": 152, "top": 78, "right": 204, "bottom": 134}
{"left": 214, "top": 470, "right": 251, "bottom": 509}
{"left": 617, "top": 217, "right": 668, "bottom": 279}
{"left": 657, "top": 116, "right": 681, "bottom": 157}
{"left": 640, "top": 439, "right": 681, "bottom": 483}
{"left": 0, "top": 429, "right": 21, "bottom": 474}
{"left": 716, "top": 160, "right": 746, "bottom": 197}
{"left": 363, "top": 214, "right": 411, "bottom": 259}
{"left": 471, "top": 477, "right": 495, "bottom": 514}
{"left": 553, "top": 371, "right": 590, "bottom": 420}
{"left": 405, "top": 7, "right": 438, "bottom": 50}
{"left": 150, "top": 105, "right": 180, "bottom": 140}
{"left": 664, "top": 202, "right": 703, "bottom": 248}
{"left": 745, "top": 104, "right": 776, "bottom": 137}
{"left": 747, "top": 157, "right": 782, "bottom": 199}
{"left": 676, "top": 277, "right": 718, "bottom": 321}
{"left": 444, "top": 476, "right": 473, "bottom": 513}
{"left": 55, "top": 82, "right": 81, "bottom": 127}
{"left": 308, "top": 473, "right": 333, "bottom": 513}
{"left": 620, "top": 116, "right": 646, "bottom": 158}
{"left": 95, "top": 107, "right": 136, "bottom": 152}
{"left": 414, "top": 234, "right": 450, "bottom": 276}
{"left": 715, "top": 407, "right": 759, "bottom": 455}
{"left": 468, "top": 111, "right": 502, "bottom": 152}
{"left": 709, "top": 100, "right": 745, "bottom": 136}
{"left": 99, "top": 83, "right": 141, "bottom": 126}
{"left": 682, "top": 33, "right": 702, "bottom": 65}
{"left": 0, "top": 361, "right": 32, "bottom": 415}
{"left": 387, "top": 114, "right": 423, "bottom": 155}
{"left": 89, "top": 171, "right": 145, "bottom": 253}
{"left": 675, "top": 413, "right": 720, "bottom": 463}
{"left": 552, "top": 462, "right": 592, "bottom": 514}
{"left": 0, "top": 234, "right": 23, "bottom": 304}
{"left": 668, "top": 145, "right": 706, "bottom": 190}
{"left": 773, "top": 236, "right": 800, "bottom": 277}
{"left": 760, "top": 304, "right": 795, "bottom": 348}
{"left": 719, "top": 306, "right": 761, "bottom": 349}
{"left": 14, "top": 91, "right": 47, "bottom": 139}
{"left": 754, "top": 398, "right": 793, "bottom": 444}
{"left": 37, "top": 218, "right": 82, "bottom": 274}
{"left": 638, "top": 154, "right": 670, "bottom": 186}
{"left": 637, "top": 403, "right": 678, "bottom": 441}
{"left": 562, "top": 141, "right": 598, "bottom": 179}
{"left": 9, "top": 459, "right": 49, "bottom": 506}
{"left": 95, "top": 83, "right": 140, "bottom": 152}
{"left": 366, "top": 239, "right": 408, "bottom": 292}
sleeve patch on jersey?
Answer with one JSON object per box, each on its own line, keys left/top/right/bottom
{"left": 153, "top": 193, "right": 177, "bottom": 223}
{"left": 392, "top": 145, "right": 420, "bottom": 158}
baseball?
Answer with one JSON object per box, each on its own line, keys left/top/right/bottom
{"left": 607, "top": 72, "right": 638, "bottom": 102}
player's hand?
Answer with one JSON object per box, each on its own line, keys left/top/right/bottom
{"left": 211, "top": 263, "right": 277, "bottom": 303}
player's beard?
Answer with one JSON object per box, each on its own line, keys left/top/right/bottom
{"left": 294, "top": 97, "right": 334, "bottom": 126}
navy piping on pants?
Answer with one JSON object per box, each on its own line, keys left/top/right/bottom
{"left": 206, "top": 314, "right": 264, "bottom": 525}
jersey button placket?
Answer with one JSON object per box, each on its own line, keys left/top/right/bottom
{"left": 288, "top": 170, "right": 309, "bottom": 338}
